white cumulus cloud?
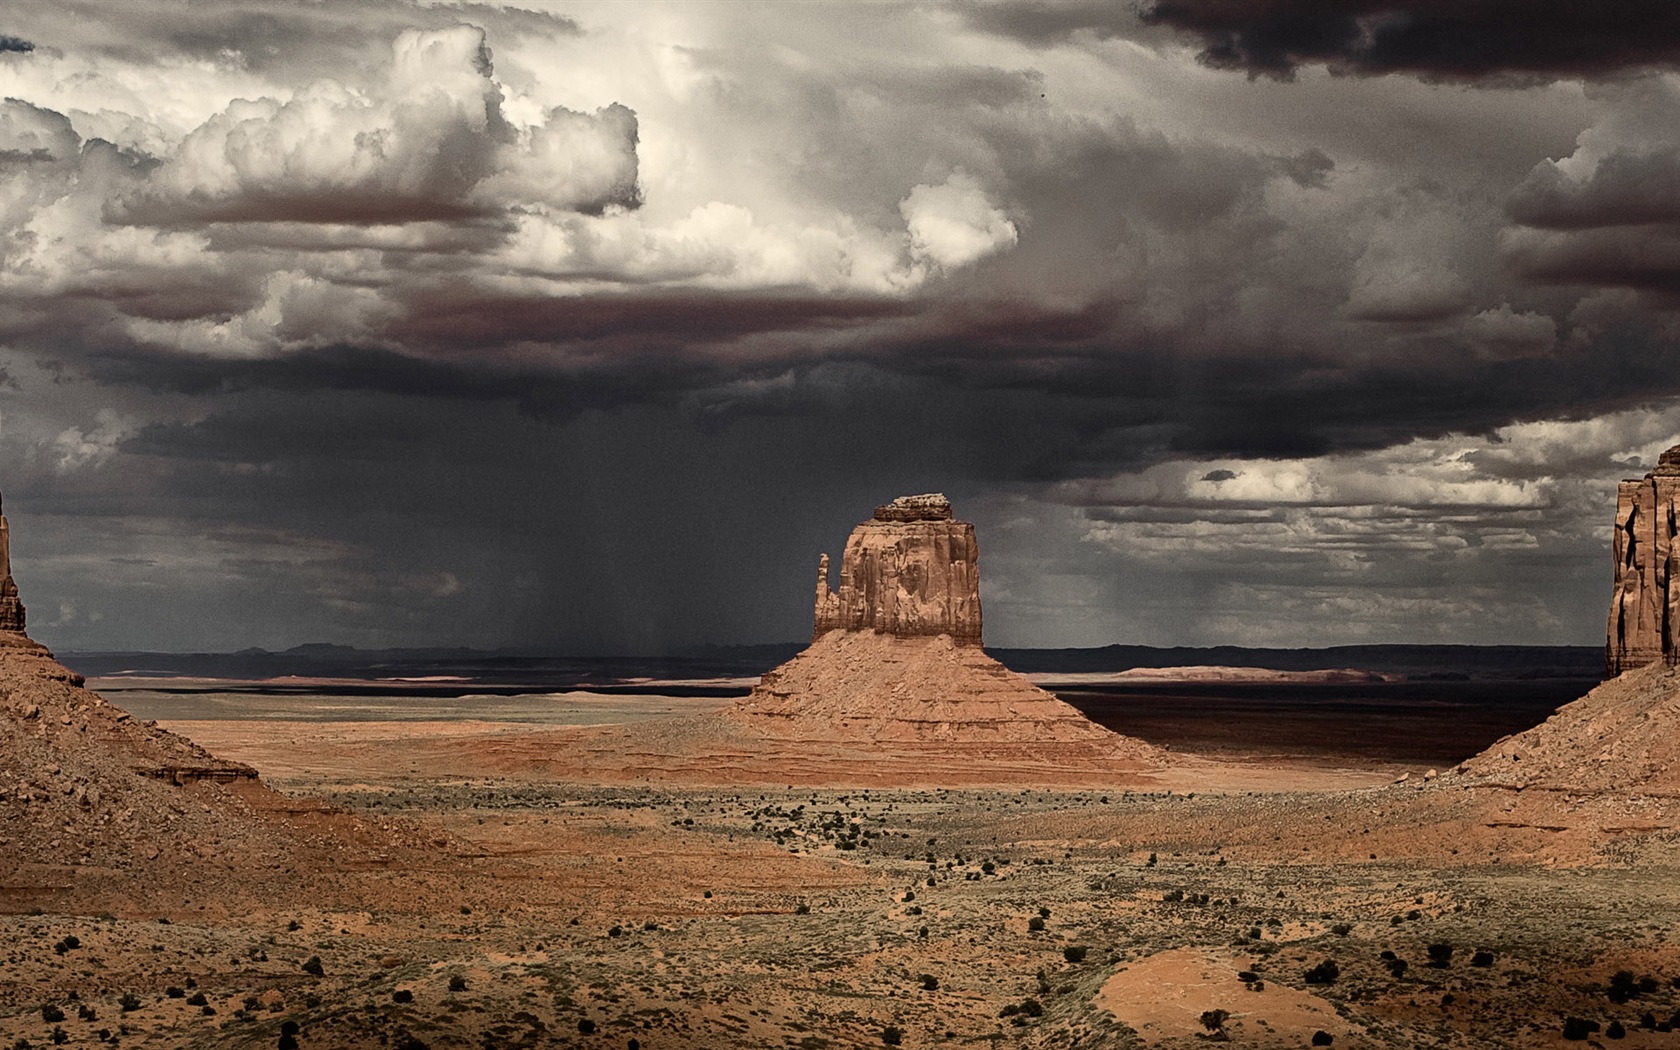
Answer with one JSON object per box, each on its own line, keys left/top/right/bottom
{"left": 900, "top": 171, "right": 1019, "bottom": 275}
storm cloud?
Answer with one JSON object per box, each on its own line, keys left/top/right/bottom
{"left": 1137, "top": 0, "right": 1680, "bottom": 82}
{"left": 0, "top": 1, "right": 1674, "bottom": 651}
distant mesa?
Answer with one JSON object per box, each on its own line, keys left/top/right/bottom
{"left": 1606, "top": 444, "right": 1680, "bottom": 676}
{"left": 812, "top": 492, "right": 981, "bottom": 646}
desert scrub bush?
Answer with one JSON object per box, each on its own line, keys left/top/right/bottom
{"left": 1303, "top": 960, "right": 1340, "bottom": 985}
{"left": 919, "top": 974, "right": 939, "bottom": 991}
{"left": 51, "top": 936, "right": 78, "bottom": 955}
{"left": 185, "top": 992, "right": 207, "bottom": 1007}
{"left": 164, "top": 987, "right": 184, "bottom": 999}
{"left": 1063, "top": 946, "right": 1088, "bottom": 963}
{"left": 392, "top": 990, "right": 413, "bottom": 1003}
{"left": 1470, "top": 950, "right": 1494, "bottom": 967}
{"left": 1200, "top": 1009, "right": 1229, "bottom": 1039}
{"left": 1331, "top": 923, "right": 1352, "bottom": 937}
{"left": 880, "top": 1026, "right": 903, "bottom": 1045}
{"left": 447, "top": 975, "right": 467, "bottom": 992}
{"left": 118, "top": 992, "right": 140, "bottom": 1013}
{"left": 1426, "top": 943, "right": 1453, "bottom": 968}
{"left": 1028, "top": 917, "right": 1045, "bottom": 932}
{"left": 38, "top": 1006, "right": 63, "bottom": 1024}
{"left": 302, "top": 955, "right": 324, "bottom": 976}
{"left": 1562, "top": 1017, "right": 1601, "bottom": 1040}
{"left": 1608, "top": 971, "right": 1660, "bottom": 1003}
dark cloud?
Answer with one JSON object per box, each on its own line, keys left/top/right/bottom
{"left": 1269, "top": 147, "right": 1334, "bottom": 188}
{"left": 1137, "top": 0, "right": 1680, "bottom": 82}
{"left": 0, "top": 35, "right": 32, "bottom": 53}
{"left": 1508, "top": 147, "right": 1680, "bottom": 230}
{"left": 1504, "top": 227, "right": 1680, "bottom": 294}
{"left": 386, "top": 288, "right": 914, "bottom": 353}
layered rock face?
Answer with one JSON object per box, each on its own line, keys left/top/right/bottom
{"left": 812, "top": 493, "right": 981, "bottom": 645}
{"left": 1606, "top": 446, "right": 1680, "bottom": 676}
{"left": 730, "top": 629, "right": 1153, "bottom": 754}
{"left": 0, "top": 497, "right": 24, "bottom": 633}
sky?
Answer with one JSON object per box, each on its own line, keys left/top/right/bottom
{"left": 2, "top": 0, "right": 1680, "bottom": 653}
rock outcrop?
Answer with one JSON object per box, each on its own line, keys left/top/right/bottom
{"left": 1458, "top": 659, "right": 1680, "bottom": 793}
{"left": 1606, "top": 446, "right": 1680, "bottom": 676}
{"left": 0, "top": 493, "right": 433, "bottom": 914}
{"left": 0, "top": 496, "right": 24, "bottom": 633}
{"left": 812, "top": 493, "right": 981, "bottom": 645}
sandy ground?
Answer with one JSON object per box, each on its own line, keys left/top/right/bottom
{"left": 8, "top": 680, "right": 1680, "bottom": 1048}
{"left": 157, "top": 713, "right": 1401, "bottom": 794}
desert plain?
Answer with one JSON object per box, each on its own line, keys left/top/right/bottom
{"left": 5, "top": 653, "right": 1680, "bottom": 1050}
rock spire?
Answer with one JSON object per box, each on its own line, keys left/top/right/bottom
{"left": 812, "top": 493, "right": 982, "bottom": 645}
{"left": 1606, "top": 446, "right": 1680, "bottom": 676}
{"left": 0, "top": 494, "right": 24, "bottom": 634}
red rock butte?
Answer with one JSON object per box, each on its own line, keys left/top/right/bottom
{"left": 711, "top": 494, "right": 1163, "bottom": 782}
{"left": 812, "top": 493, "right": 981, "bottom": 646}
{"left": 405, "top": 494, "right": 1177, "bottom": 788}
{"left": 1606, "top": 444, "right": 1680, "bottom": 676}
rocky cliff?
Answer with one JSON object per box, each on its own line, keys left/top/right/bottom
{"left": 0, "top": 498, "right": 24, "bottom": 633}
{"left": 812, "top": 493, "right": 981, "bottom": 645}
{"left": 1606, "top": 446, "right": 1680, "bottom": 676}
